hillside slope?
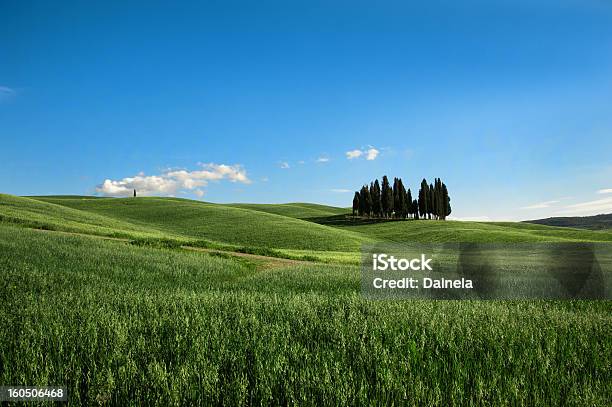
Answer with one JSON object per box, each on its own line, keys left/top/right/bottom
{"left": 227, "top": 203, "right": 349, "bottom": 219}
{"left": 324, "top": 216, "right": 612, "bottom": 243}
{"left": 33, "top": 196, "right": 370, "bottom": 251}
{"left": 0, "top": 194, "right": 170, "bottom": 239}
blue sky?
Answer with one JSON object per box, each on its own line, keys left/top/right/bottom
{"left": 1, "top": 0, "right": 612, "bottom": 220}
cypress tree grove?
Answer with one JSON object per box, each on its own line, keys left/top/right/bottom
{"left": 352, "top": 176, "right": 450, "bottom": 220}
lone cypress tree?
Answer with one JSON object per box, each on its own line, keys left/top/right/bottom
{"left": 352, "top": 192, "right": 360, "bottom": 216}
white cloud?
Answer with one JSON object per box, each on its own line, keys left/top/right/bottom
{"left": 261, "top": 177, "right": 269, "bottom": 182}
{"left": 597, "top": 188, "right": 612, "bottom": 194}
{"left": 96, "top": 163, "right": 251, "bottom": 197}
{"left": 346, "top": 149, "right": 363, "bottom": 159}
{"left": 330, "top": 189, "right": 351, "bottom": 193}
{"left": 520, "top": 200, "right": 560, "bottom": 210}
{"left": 346, "top": 147, "right": 380, "bottom": 160}
{"left": 297, "top": 160, "right": 305, "bottom": 165}
{"left": 555, "top": 197, "right": 612, "bottom": 216}
{"left": 365, "top": 148, "right": 379, "bottom": 160}
{"left": 316, "top": 157, "right": 330, "bottom": 163}
{"left": 279, "top": 162, "right": 290, "bottom": 169}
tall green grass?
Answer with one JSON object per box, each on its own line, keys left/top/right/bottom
{"left": 1, "top": 225, "right": 610, "bottom": 405}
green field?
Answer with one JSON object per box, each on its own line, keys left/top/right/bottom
{"left": 1, "top": 194, "right": 611, "bottom": 405}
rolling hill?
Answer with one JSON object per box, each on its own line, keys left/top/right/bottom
{"left": 2, "top": 194, "right": 612, "bottom": 261}
{"left": 30, "top": 196, "right": 370, "bottom": 251}
{"left": 525, "top": 213, "right": 612, "bottom": 230}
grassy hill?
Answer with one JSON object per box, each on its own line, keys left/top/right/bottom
{"left": 227, "top": 202, "right": 350, "bottom": 219}
{"left": 32, "top": 196, "right": 370, "bottom": 251}
{"left": 0, "top": 194, "right": 170, "bottom": 239}
{"left": 330, "top": 217, "right": 612, "bottom": 243}
{"left": 3, "top": 195, "right": 612, "bottom": 259}
{"left": 525, "top": 213, "right": 612, "bottom": 230}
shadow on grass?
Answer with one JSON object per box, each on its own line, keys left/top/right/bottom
{"left": 304, "top": 214, "right": 416, "bottom": 227}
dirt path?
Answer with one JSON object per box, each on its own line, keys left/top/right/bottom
{"left": 181, "top": 246, "right": 316, "bottom": 270}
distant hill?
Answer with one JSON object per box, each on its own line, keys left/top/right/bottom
{"left": 525, "top": 213, "right": 612, "bottom": 230}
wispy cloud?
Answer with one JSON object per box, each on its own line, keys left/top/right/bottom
{"left": 597, "top": 188, "right": 612, "bottom": 194}
{"left": 330, "top": 188, "right": 351, "bottom": 193}
{"left": 346, "top": 149, "right": 363, "bottom": 159}
{"left": 279, "top": 162, "right": 290, "bottom": 169}
{"left": 316, "top": 157, "right": 330, "bottom": 163}
{"left": 346, "top": 147, "right": 380, "bottom": 161}
{"left": 96, "top": 163, "right": 250, "bottom": 197}
{"left": 555, "top": 197, "right": 612, "bottom": 216}
{"left": 297, "top": 160, "right": 305, "bottom": 165}
{"left": 520, "top": 200, "right": 560, "bottom": 210}
{"left": 0, "top": 86, "right": 16, "bottom": 102}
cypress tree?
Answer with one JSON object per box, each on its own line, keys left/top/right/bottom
{"left": 381, "top": 176, "right": 393, "bottom": 218}
{"left": 442, "top": 182, "right": 451, "bottom": 219}
{"left": 418, "top": 179, "right": 429, "bottom": 219}
{"left": 352, "top": 192, "right": 360, "bottom": 216}
{"left": 393, "top": 178, "right": 399, "bottom": 218}
{"left": 358, "top": 186, "right": 367, "bottom": 216}
{"left": 397, "top": 178, "right": 407, "bottom": 218}
{"left": 428, "top": 182, "right": 435, "bottom": 220}
{"left": 364, "top": 185, "right": 373, "bottom": 217}
{"left": 406, "top": 188, "right": 413, "bottom": 218}
{"left": 413, "top": 199, "right": 419, "bottom": 219}
{"left": 372, "top": 179, "right": 382, "bottom": 217}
